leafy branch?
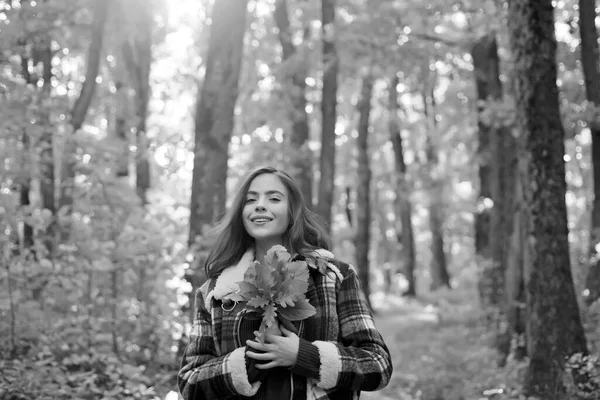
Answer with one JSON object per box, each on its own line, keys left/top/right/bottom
{"left": 223, "top": 245, "right": 316, "bottom": 342}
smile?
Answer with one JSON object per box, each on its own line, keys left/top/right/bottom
{"left": 250, "top": 217, "right": 273, "bottom": 224}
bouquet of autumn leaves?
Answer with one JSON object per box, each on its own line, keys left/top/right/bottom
{"left": 223, "top": 245, "right": 316, "bottom": 343}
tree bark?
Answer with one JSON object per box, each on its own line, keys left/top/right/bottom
{"left": 471, "top": 33, "right": 520, "bottom": 365}
{"left": 188, "top": 0, "right": 248, "bottom": 247}
{"left": 121, "top": 3, "right": 152, "bottom": 205}
{"left": 18, "top": 52, "right": 35, "bottom": 253}
{"left": 114, "top": 78, "right": 130, "bottom": 178}
{"left": 507, "top": 0, "right": 588, "bottom": 397}
{"left": 273, "top": 0, "right": 312, "bottom": 206}
{"left": 471, "top": 33, "right": 500, "bottom": 306}
{"left": 388, "top": 74, "right": 416, "bottom": 296}
{"left": 354, "top": 71, "right": 373, "bottom": 309}
{"left": 505, "top": 171, "right": 527, "bottom": 361}
{"left": 423, "top": 84, "right": 451, "bottom": 290}
{"left": 316, "top": 0, "right": 338, "bottom": 231}
{"left": 39, "top": 31, "right": 55, "bottom": 257}
{"left": 60, "top": 0, "right": 110, "bottom": 239}
{"left": 579, "top": 0, "right": 600, "bottom": 305}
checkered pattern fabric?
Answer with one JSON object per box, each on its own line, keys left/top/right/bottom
{"left": 178, "top": 255, "right": 392, "bottom": 400}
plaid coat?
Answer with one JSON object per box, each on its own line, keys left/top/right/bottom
{"left": 178, "top": 249, "right": 392, "bottom": 400}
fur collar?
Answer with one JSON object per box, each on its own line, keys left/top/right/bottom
{"left": 204, "top": 248, "right": 341, "bottom": 310}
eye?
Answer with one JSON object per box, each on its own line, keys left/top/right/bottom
{"left": 245, "top": 197, "right": 256, "bottom": 204}
{"left": 269, "top": 197, "right": 281, "bottom": 202}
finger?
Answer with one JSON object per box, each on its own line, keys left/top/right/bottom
{"left": 255, "top": 361, "right": 280, "bottom": 370}
{"left": 246, "top": 350, "right": 274, "bottom": 360}
{"left": 246, "top": 340, "right": 267, "bottom": 351}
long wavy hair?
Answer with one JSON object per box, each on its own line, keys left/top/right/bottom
{"left": 204, "top": 166, "right": 331, "bottom": 278}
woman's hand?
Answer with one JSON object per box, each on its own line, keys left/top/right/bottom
{"left": 245, "top": 325, "right": 299, "bottom": 369}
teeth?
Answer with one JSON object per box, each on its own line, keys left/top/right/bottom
{"left": 253, "top": 218, "right": 271, "bottom": 223}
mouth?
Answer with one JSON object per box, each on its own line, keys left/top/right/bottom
{"left": 250, "top": 216, "right": 273, "bottom": 225}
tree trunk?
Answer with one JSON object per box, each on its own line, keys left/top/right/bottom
{"left": 507, "top": 0, "right": 588, "bottom": 397}
{"left": 505, "top": 170, "right": 527, "bottom": 361}
{"left": 423, "top": 84, "right": 451, "bottom": 290}
{"left": 122, "top": 1, "right": 152, "bottom": 204}
{"left": 344, "top": 186, "right": 352, "bottom": 226}
{"left": 428, "top": 203, "right": 450, "bottom": 290}
{"left": 579, "top": 0, "right": 600, "bottom": 305}
{"left": 39, "top": 33, "right": 55, "bottom": 257}
{"left": 388, "top": 74, "right": 416, "bottom": 296}
{"left": 471, "top": 33, "right": 501, "bottom": 307}
{"left": 188, "top": 0, "right": 248, "bottom": 246}
{"left": 114, "top": 78, "right": 130, "bottom": 178}
{"left": 471, "top": 33, "right": 519, "bottom": 365}
{"left": 316, "top": 0, "right": 338, "bottom": 231}
{"left": 273, "top": 0, "right": 312, "bottom": 206}
{"left": 354, "top": 71, "right": 373, "bottom": 309}
{"left": 60, "top": 0, "right": 109, "bottom": 239}
{"left": 18, "top": 53, "right": 35, "bottom": 254}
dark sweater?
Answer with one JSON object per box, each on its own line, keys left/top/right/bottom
{"left": 241, "top": 315, "right": 321, "bottom": 399}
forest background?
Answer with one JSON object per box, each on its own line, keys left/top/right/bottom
{"left": 2, "top": 0, "right": 600, "bottom": 399}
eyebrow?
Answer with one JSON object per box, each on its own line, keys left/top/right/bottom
{"left": 246, "top": 190, "right": 285, "bottom": 196}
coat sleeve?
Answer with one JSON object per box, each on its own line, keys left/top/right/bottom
{"left": 311, "top": 265, "right": 393, "bottom": 392}
{"left": 178, "top": 283, "right": 261, "bottom": 400}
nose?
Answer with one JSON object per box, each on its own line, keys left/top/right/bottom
{"left": 255, "top": 197, "right": 266, "bottom": 211}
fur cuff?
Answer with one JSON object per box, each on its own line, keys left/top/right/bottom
{"left": 313, "top": 341, "right": 341, "bottom": 389}
{"left": 227, "top": 347, "right": 261, "bottom": 396}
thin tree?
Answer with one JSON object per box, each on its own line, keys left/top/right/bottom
{"left": 316, "top": 0, "right": 338, "bottom": 231}
{"left": 122, "top": 0, "right": 152, "bottom": 205}
{"left": 14, "top": 0, "right": 37, "bottom": 254}
{"left": 273, "top": 0, "right": 312, "bottom": 205}
{"left": 388, "top": 73, "right": 416, "bottom": 296}
{"left": 38, "top": 17, "right": 54, "bottom": 257}
{"left": 471, "top": 33, "right": 499, "bottom": 308}
{"left": 59, "top": 0, "right": 110, "bottom": 240}
{"left": 423, "top": 79, "right": 451, "bottom": 290}
{"left": 507, "top": 0, "right": 588, "bottom": 396}
{"left": 472, "top": 32, "right": 520, "bottom": 365}
{"left": 354, "top": 69, "right": 373, "bottom": 309}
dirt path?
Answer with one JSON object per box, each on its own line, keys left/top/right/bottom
{"left": 360, "top": 295, "right": 441, "bottom": 400}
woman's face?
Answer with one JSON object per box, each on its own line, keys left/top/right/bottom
{"left": 242, "top": 173, "right": 290, "bottom": 248}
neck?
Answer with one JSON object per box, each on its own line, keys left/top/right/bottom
{"left": 254, "top": 240, "right": 283, "bottom": 264}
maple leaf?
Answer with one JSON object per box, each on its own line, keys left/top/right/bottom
{"left": 254, "top": 262, "right": 275, "bottom": 294}
{"left": 277, "top": 298, "right": 316, "bottom": 321}
{"left": 265, "top": 245, "right": 291, "bottom": 264}
{"left": 263, "top": 303, "right": 277, "bottom": 327}
{"left": 280, "top": 276, "right": 308, "bottom": 299}
{"left": 271, "top": 265, "right": 286, "bottom": 294}
{"left": 283, "top": 260, "right": 309, "bottom": 282}
{"left": 236, "top": 282, "right": 259, "bottom": 300}
{"left": 276, "top": 295, "right": 297, "bottom": 308}
{"left": 243, "top": 261, "right": 259, "bottom": 281}
{"left": 248, "top": 296, "right": 270, "bottom": 309}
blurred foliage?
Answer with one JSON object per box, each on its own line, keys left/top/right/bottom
{"left": 1, "top": 0, "right": 600, "bottom": 398}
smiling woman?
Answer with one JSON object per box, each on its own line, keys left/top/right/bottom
{"left": 177, "top": 166, "right": 393, "bottom": 400}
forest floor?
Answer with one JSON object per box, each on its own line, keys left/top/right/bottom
{"left": 361, "top": 290, "right": 523, "bottom": 400}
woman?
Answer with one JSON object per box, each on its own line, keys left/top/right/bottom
{"left": 178, "top": 166, "right": 392, "bottom": 400}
